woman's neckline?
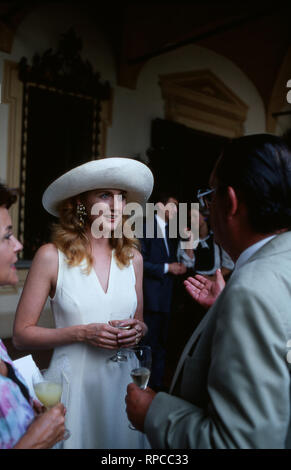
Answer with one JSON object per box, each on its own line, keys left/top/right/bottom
{"left": 91, "top": 250, "right": 114, "bottom": 295}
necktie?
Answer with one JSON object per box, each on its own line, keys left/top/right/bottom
{"left": 164, "top": 223, "right": 170, "bottom": 256}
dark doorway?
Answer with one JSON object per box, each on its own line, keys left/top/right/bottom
{"left": 147, "top": 118, "right": 230, "bottom": 390}
{"left": 20, "top": 86, "right": 97, "bottom": 260}
{"left": 147, "top": 118, "right": 229, "bottom": 203}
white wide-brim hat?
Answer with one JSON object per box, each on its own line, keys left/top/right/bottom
{"left": 42, "top": 157, "right": 154, "bottom": 217}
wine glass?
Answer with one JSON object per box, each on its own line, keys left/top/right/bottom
{"left": 109, "top": 321, "right": 131, "bottom": 362}
{"left": 127, "top": 345, "right": 152, "bottom": 430}
{"left": 32, "top": 368, "right": 70, "bottom": 440}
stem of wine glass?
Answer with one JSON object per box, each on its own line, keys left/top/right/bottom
{"left": 109, "top": 324, "right": 130, "bottom": 362}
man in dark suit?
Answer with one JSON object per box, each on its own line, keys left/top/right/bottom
{"left": 140, "top": 191, "right": 186, "bottom": 391}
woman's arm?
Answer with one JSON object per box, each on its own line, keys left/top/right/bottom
{"left": 13, "top": 243, "right": 119, "bottom": 351}
{"left": 13, "top": 244, "right": 84, "bottom": 350}
{"left": 132, "top": 249, "right": 146, "bottom": 332}
{"left": 115, "top": 249, "right": 147, "bottom": 347}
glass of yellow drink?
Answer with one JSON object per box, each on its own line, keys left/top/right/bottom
{"left": 32, "top": 368, "right": 70, "bottom": 440}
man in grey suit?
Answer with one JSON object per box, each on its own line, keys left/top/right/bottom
{"left": 126, "top": 134, "right": 291, "bottom": 449}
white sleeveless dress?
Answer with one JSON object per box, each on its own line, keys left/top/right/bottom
{"left": 49, "top": 249, "right": 149, "bottom": 449}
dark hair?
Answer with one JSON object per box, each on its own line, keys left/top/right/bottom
{"left": 0, "top": 183, "right": 17, "bottom": 209}
{"left": 283, "top": 129, "right": 291, "bottom": 151}
{"left": 150, "top": 190, "right": 178, "bottom": 205}
{"left": 214, "top": 134, "right": 291, "bottom": 233}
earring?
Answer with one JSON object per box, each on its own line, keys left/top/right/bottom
{"left": 76, "top": 203, "right": 87, "bottom": 227}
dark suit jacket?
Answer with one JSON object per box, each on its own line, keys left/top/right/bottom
{"left": 140, "top": 216, "right": 178, "bottom": 313}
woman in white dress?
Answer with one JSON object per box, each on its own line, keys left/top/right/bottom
{"left": 13, "top": 157, "right": 154, "bottom": 449}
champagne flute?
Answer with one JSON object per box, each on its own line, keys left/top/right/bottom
{"left": 32, "top": 368, "right": 70, "bottom": 440}
{"left": 128, "top": 345, "right": 152, "bottom": 430}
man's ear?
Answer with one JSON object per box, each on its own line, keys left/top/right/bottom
{"left": 226, "top": 186, "right": 239, "bottom": 216}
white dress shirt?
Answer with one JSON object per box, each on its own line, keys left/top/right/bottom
{"left": 234, "top": 235, "right": 277, "bottom": 271}
{"left": 156, "top": 214, "right": 170, "bottom": 273}
{"left": 177, "top": 232, "right": 234, "bottom": 274}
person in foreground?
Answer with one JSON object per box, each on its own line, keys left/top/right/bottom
{"left": 13, "top": 157, "right": 153, "bottom": 449}
{"left": 126, "top": 134, "right": 291, "bottom": 449}
{"left": 0, "top": 183, "right": 65, "bottom": 449}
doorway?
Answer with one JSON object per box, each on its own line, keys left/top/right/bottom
{"left": 147, "top": 118, "right": 229, "bottom": 203}
{"left": 147, "top": 118, "right": 229, "bottom": 389}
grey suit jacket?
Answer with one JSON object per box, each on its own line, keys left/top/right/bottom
{"left": 144, "top": 232, "right": 291, "bottom": 448}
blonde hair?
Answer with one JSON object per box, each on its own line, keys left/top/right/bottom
{"left": 51, "top": 196, "right": 140, "bottom": 272}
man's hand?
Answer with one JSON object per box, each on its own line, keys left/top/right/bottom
{"left": 125, "top": 383, "right": 156, "bottom": 432}
{"left": 168, "top": 262, "right": 187, "bottom": 275}
{"left": 184, "top": 269, "right": 226, "bottom": 309}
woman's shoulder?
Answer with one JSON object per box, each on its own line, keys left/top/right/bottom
{"left": 131, "top": 247, "right": 142, "bottom": 262}
{"left": 25, "top": 244, "right": 60, "bottom": 286}
{"left": 35, "top": 243, "right": 58, "bottom": 259}
{"left": 131, "top": 248, "right": 143, "bottom": 271}
{"left": 32, "top": 243, "right": 59, "bottom": 270}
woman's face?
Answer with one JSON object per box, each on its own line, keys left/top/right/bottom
{"left": 190, "top": 209, "right": 208, "bottom": 235}
{"left": 0, "top": 206, "right": 23, "bottom": 286}
{"left": 81, "top": 189, "right": 127, "bottom": 236}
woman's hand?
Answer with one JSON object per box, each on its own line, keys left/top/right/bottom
{"left": 14, "top": 403, "right": 66, "bottom": 449}
{"left": 33, "top": 399, "right": 45, "bottom": 415}
{"left": 80, "top": 323, "right": 120, "bottom": 350}
{"left": 184, "top": 269, "right": 226, "bottom": 309}
{"left": 110, "top": 318, "right": 147, "bottom": 348}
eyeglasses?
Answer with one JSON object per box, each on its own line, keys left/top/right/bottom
{"left": 197, "top": 188, "right": 216, "bottom": 209}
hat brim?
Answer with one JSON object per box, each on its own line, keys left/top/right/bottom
{"left": 42, "top": 157, "right": 154, "bottom": 217}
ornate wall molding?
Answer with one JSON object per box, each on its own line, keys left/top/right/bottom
{"left": 159, "top": 69, "right": 248, "bottom": 138}
{"left": 1, "top": 60, "right": 28, "bottom": 293}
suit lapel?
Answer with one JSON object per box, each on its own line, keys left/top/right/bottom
{"left": 169, "top": 306, "right": 214, "bottom": 394}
